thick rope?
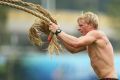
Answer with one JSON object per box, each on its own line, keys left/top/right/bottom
{"left": 0, "top": 0, "right": 63, "bottom": 54}
{"left": 0, "top": 0, "right": 56, "bottom": 43}
{"left": 0, "top": 0, "right": 57, "bottom": 23}
{"left": 0, "top": 1, "right": 50, "bottom": 23}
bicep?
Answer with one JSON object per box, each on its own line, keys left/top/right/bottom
{"left": 77, "top": 34, "right": 96, "bottom": 47}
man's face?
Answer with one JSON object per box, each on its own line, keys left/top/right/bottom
{"left": 77, "top": 19, "right": 90, "bottom": 35}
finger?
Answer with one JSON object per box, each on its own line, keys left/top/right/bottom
{"left": 49, "top": 26, "right": 50, "bottom": 30}
{"left": 49, "top": 25, "right": 52, "bottom": 28}
{"left": 49, "top": 22, "right": 53, "bottom": 25}
{"left": 49, "top": 27, "right": 52, "bottom": 31}
{"left": 49, "top": 27, "right": 51, "bottom": 30}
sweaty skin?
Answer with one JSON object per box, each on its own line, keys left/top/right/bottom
{"left": 86, "top": 31, "right": 117, "bottom": 78}
{"left": 49, "top": 20, "right": 118, "bottom": 79}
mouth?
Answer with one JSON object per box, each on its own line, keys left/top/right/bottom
{"left": 78, "top": 29, "right": 82, "bottom": 32}
{"left": 78, "top": 30, "right": 83, "bottom": 34}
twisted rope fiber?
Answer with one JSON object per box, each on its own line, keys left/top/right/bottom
{"left": 0, "top": 1, "right": 49, "bottom": 22}
{"left": 0, "top": 0, "right": 63, "bottom": 54}
{"left": 0, "top": 0, "right": 56, "bottom": 23}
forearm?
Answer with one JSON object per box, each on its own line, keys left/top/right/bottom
{"left": 62, "top": 41, "right": 78, "bottom": 53}
{"left": 49, "top": 22, "right": 81, "bottom": 47}
{"left": 62, "top": 41, "right": 86, "bottom": 53}
{"left": 49, "top": 22, "right": 96, "bottom": 49}
{"left": 58, "top": 36, "right": 86, "bottom": 53}
{"left": 57, "top": 31, "right": 79, "bottom": 48}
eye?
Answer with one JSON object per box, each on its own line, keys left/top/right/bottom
{"left": 79, "top": 24, "right": 83, "bottom": 27}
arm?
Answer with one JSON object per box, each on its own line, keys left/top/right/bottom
{"left": 49, "top": 22, "right": 97, "bottom": 48}
{"left": 58, "top": 31, "right": 96, "bottom": 48}
{"left": 62, "top": 41, "right": 86, "bottom": 53}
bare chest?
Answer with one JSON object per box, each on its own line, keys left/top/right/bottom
{"left": 86, "top": 44, "right": 103, "bottom": 64}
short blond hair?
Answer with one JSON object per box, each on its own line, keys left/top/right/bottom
{"left": 77, "top": 12, "right": 99, "bottom": 29}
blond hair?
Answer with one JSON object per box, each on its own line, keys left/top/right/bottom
{"left": 77, "top": 12, "right": 99, "bottom": 29}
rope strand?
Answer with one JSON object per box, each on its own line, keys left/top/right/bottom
{"left": 0, "top": 0, "right": 63, "bottom": 54}
{"left": 0, "top": 1, "right": 50, "bottom": 22}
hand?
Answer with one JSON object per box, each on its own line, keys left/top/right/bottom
{"left": 49, "top": 22, "right": 60, "bottom": 33}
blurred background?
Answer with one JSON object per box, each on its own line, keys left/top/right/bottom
{"left": 0, "top": 0, "right": 120, "bottom": 80}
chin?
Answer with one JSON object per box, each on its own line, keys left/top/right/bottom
{"left": 81, "top": 33, "right": 86, "bottom": 36}
{"left": 80, "top": 33, "right": 84, "bottom": 36}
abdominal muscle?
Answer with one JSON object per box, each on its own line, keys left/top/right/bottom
{"left": 91, "top": 57, "right": 116, "bottom": 78}
{"left": 87, "top": 44, "right": 118, "bottom": 78}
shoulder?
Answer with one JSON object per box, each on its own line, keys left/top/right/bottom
{"left": 86, "top": 30, "right": 106, "bottom": 38}
{"left": 89, "top": 30, "right": 110, "bottom": 46}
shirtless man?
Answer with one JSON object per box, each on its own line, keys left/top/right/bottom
{"left": 49, "top": 12, "right": 118, "bottom": 80}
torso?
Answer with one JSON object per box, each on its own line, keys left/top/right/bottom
{"left": 87, "top": 31, "right": 118, "bottom": 79}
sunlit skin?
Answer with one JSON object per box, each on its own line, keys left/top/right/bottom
{"left": 49, "top": 18, "right": 118, "bottom": 79}
{"left": 77, "top": 19, "right": 93, "bottom": 35}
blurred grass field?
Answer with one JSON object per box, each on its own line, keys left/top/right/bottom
{"left": 0, "top": 52, "right": 119, "bottom": 80}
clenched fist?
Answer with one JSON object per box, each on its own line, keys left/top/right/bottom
{"left": 49, "top": 22, "right": 60, "bottom": 33}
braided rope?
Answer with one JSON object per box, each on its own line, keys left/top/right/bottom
{"left": 0, "top": 1, "right": 50, "bottom": 23}
{"left": 0, "top": 0, "right": 63, "bottom": 54}
{"left": 0, "top": 0, "right": 21, "bottom": 2}
{"left": 0, "top": 0, "right": 56, "bottom": 23}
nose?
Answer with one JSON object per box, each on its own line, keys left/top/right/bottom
{"left": 77, "top": 28, "right": 81, "bottom": 32}
{"left": 77, "top": 26, "right": 81, "bottom": 30}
